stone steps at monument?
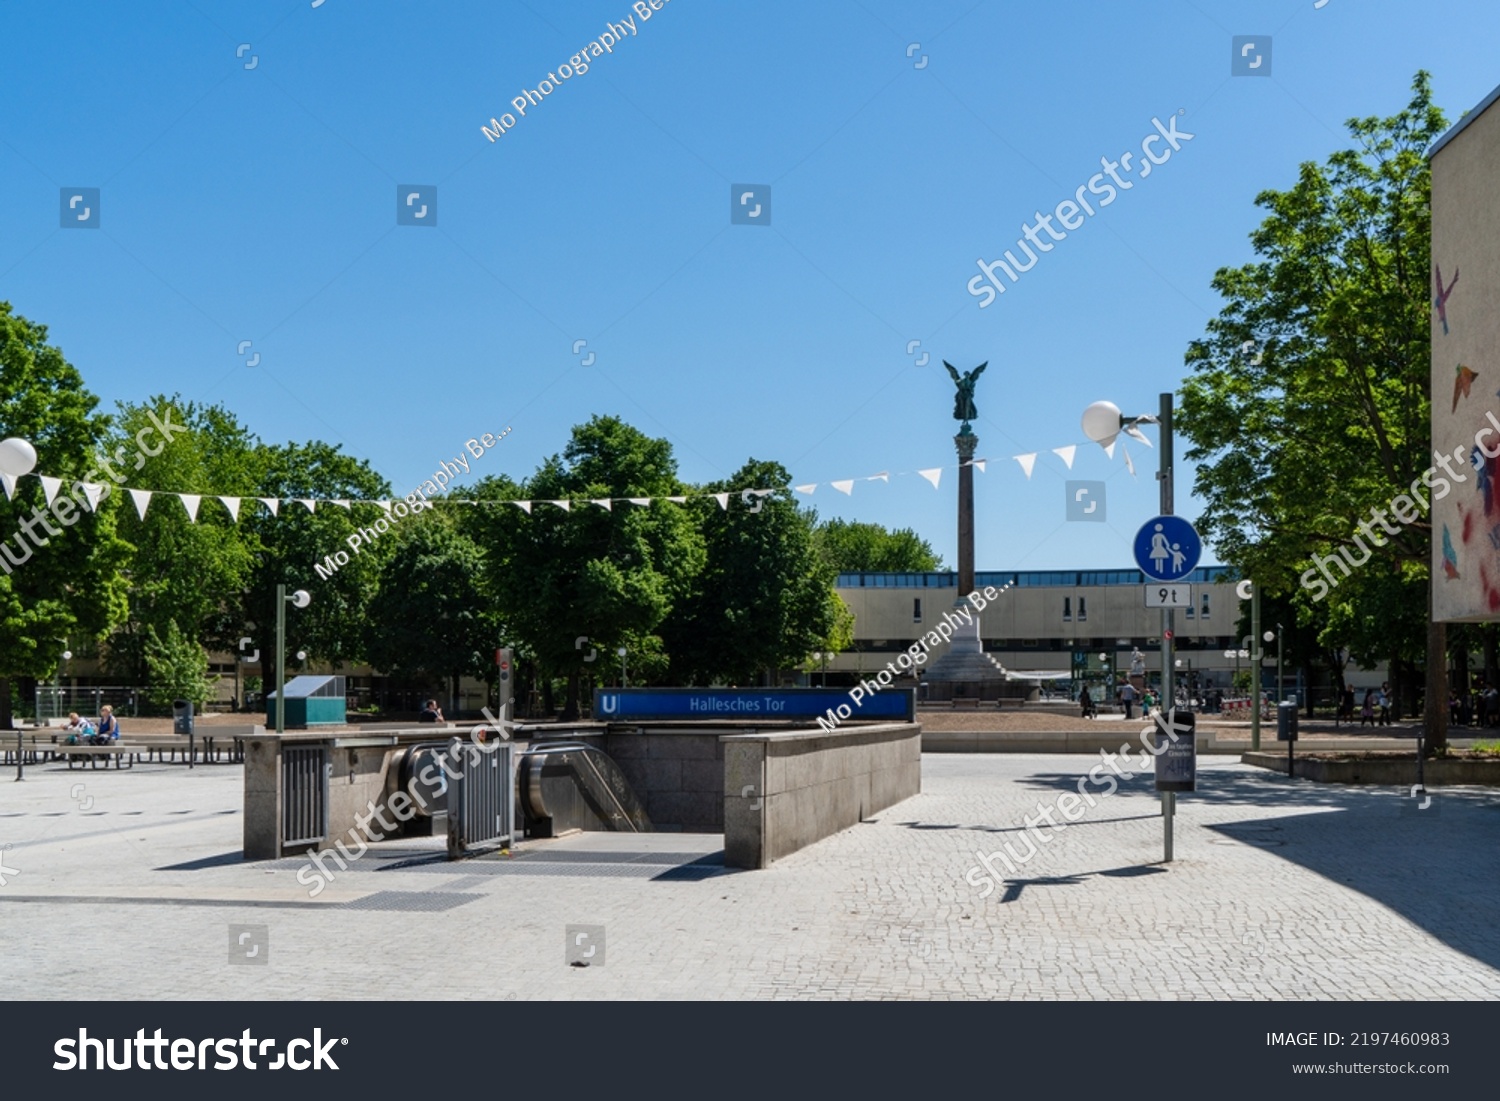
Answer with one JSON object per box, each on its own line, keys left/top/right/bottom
{"left": 923, "top": 650, "right": 1011, "bottom": 681}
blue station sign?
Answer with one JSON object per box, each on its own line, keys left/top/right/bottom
{"left": 592, "top": 687, "right": 914, "bottom": 722}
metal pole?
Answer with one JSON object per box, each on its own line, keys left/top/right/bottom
{"left": 1158, "top": 391, "right": 1176, "bottom": 860}
{"left": 275, "top": 583, "right": 286, "bottom": 735}
{"left": 14, "top": 729, "right": 22, "bottom": 782}
{"left": 1250, "top": 586, "right": 1262, "bottom": 750}
{"left": 1277, "top": 622, "right": 1285, "bottom": 706}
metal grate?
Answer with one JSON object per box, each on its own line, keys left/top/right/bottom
{"left": 281, "top": 746, "right": 329, "bottom": 847}
{"left": 447, "top": 740, "right": 515, "bottom": 858}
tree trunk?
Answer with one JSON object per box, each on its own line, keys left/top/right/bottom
{"left": 1427, "top": 614, "right": 1448, "bottom": 754}
{"left": 1302, "top": 660, "right": 1315, "bottom": 718}
{"left": 0, "top": 676, "right": 12, "bottom": 730}
{"left": 560, "top": 669, "right": 580, "bottom": 722}
{"left": 1486, "top": 623, "right": 1499, "bottom": 689}
{"left": 540, "top": 670, "right": 554, "bottom": 718}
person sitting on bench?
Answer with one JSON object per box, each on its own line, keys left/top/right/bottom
{"left": 94, "top": 705, "right": 119, "bottom": 744}
{"left": 64, "top": 712, "right": 97, "bottom": 745}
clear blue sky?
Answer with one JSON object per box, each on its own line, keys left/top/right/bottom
{"left": 2, "top": 0, "right": 1495, "bottom": 571}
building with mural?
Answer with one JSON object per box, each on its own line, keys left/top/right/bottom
{"left": 1432, "top": 82, "right": 1500, "bottom": 620}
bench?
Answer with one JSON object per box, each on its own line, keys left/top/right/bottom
{"left": 1, "top": 732, "right": 61, "bottom": 765}
{"left": 950, "top": 698, "right": 983, "bottom": 709}
{"left": 62, "top": 743, "right": 138, "bottom": 769}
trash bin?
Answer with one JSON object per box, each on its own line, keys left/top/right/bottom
{"left": 1276, "top": 699, "right": 1298, "bottom": 742}
{"left": 172, "top": 699, "right": 194, "bottom": 735}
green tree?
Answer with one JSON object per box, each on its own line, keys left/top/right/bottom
{"left": 465, "top": 416, "right": 705, "bottom": 719}
{"left": 813, "top": 517, "right": 942, "bottom": 573}
{"left": 103, "top": 397, "right": 259, "bottom": 681}
{"left": 0, "top": 303, "right": 132, "bottom": 727}
{"left": 364, "top": 517, "right": 499, "bottom": 712}
{"left": 142, "top": 619, "right": 216, "bottom": 708}
{"left": 237, "top": 441, "right": 393, "bottom": 691}
{"left": 663, "top": 460, "right": 836, "bottom": 684}
{"left": 1176, "top": 73, "right": 1447, "bottom": 744}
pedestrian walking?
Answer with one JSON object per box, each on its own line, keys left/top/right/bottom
{"left": 1378, "top": 682, "right": 1393, "bottom": 726}
{"left": 1360, "top": 689, "right": 1376, "bottom": 727}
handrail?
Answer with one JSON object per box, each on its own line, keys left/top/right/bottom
{"left": 521, "top": 741, "right": 644, "bottom": 832}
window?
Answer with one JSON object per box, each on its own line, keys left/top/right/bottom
{"left": 1185, "top": 597, "right": 1195, "bottom": 619}
{"left": 1063, "top": 597, "right": 1072, "bottom": 622}
{"left": 1201, "top": 593, "right": 1211, "bottom": 619}
{"left": 1078, "top": 597, "right": 1087, "bottom": 622}
{"left": 913, "top": 598, "right": 923, "bottom": 623}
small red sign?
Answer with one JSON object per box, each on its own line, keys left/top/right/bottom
{"left": 1164, "top": 630, "right": 1174, "bottom": 641}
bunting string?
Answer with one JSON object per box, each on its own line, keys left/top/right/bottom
{"left": 0, "top": 434, "right": 1135, "bottom": 521}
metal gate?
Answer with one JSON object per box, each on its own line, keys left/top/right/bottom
{"left": 282, "top": 746, "right": 329, "bottom": 848}
{"left": 446, "top": 738, "right": 515, "bottom": 859}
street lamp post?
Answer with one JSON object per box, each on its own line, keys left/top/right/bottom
{"left": 274, "top": 585, "right": 311, "bottom": 735}
{"left": 1085, "top": 393, "right": 1176, "bottom": 859}
{"left": 1264, "top": 628, "right": 1280, "bottom": 706}
{"left": 0, "top": 437, "right": 37, "bottom": 778}
{"left": 55, "top": 647, "right": 72, "bottom": 723}
{"left": 618, "top": 646, "right": 628, "bottom": 689}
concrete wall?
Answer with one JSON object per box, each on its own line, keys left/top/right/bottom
{"left": 602, "top": 728, "right": 726, "bottom": 832}
{"left": 722, "top": 722, "right": 921, "bottom": 869}
{"left": 244, "top": 727, "right": 466, "bottom": 859}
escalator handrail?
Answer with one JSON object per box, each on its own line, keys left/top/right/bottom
{"left": 520, "top": 741, "right": 645, "bottom": 832}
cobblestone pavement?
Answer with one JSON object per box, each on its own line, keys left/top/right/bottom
{"left": 2, "top": 754, "right": 1496, "bottom": 1000}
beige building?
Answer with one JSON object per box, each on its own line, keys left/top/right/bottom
{"left": 828, "top": 567, "right": 1269, "bottom": 695}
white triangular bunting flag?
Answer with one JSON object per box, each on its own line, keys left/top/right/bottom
{"left": 1103, "top": 441, "right": 1117, "bottom": 460}
{"left": 1123, "top": 424, "right": 1153, "bottom": 447}
{"left": 39, "top": 476, "right": 61, "bottom": 506}
{"left": 974, "top": 460, "right": 987, "bottom": 474}
{"left": 794, "top": 484, "right": 817, "bottom": 495}
{"left": 1052, "top": 445, "right": 1076, "bottom": 469}
{"left": 259, "top": 498, "right": 280, "bottom": 516}
{"left": 332, "top": 499, "right": 351, "bottom": 509}
{"left": 297, "top": 499, "right": 316, "bottom": 513}
{"left": 831, "top": 480, "right": 854, "bottom": 496}
{"left": 178, "top": 494, "right": 201, "bottom": 522}
{"left": 547, "top": 500, "right": 571, "bottom": 511}
{"left": 509, "top": 500, "right": 532, "bottom": 514}
{"left": 129, "top": 489, "right": 152, "bottom": 519}
{"left": 713, "top": 493, "right": 730, "bottom": 510}
{"left": 0, "top": 472, "right": 14, "bottom": 500}
{"left": 1013, "top": 454, "right": 1037, "bottom": 479}
{"left": 666, "top": 496, "right": 687, "bottom": 504}
{"left": 591, "top": 499, "right": 612, "bottom": 511}
{"left": 868, "top": 471, "right": 889, "bottom": 482}
{"left": 627, "top": 497, "right": 651, "bottom": 506}
{"left": 79, "top": 482, "right": 105, "bottom": 512}
{"left": 1123, "top": 442, "right": 1136, "bottom": 477}
{"left": 218, "top": 496, "right": 241, "bottom": 521}
{"left": 918, "top": 468, "right": 942, "bottom": 489}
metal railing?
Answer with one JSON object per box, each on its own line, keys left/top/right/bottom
{"left": 282, "top": 746, "right": 330, "bottom": 848}
{"left": 446, "top": 738, "right": 515, "bottom": 858}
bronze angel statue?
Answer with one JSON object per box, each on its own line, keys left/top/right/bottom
{"left": 943, "top": 361, "right": 987, "bottom": 423}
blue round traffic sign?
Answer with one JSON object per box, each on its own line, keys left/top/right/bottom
{"left": 1134, "top": 515, "right": 1202, "bottom": 582}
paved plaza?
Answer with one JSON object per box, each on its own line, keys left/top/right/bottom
{"left": 2, "top": 752, "right": 1497, "bottom": 1000}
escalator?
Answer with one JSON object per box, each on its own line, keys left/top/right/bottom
{"left": 519, "top": 741, "right": 652, "bottom": 836}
